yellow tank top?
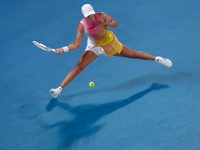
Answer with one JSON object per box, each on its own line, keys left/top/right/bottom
{"left": 94, "top": 29, "right": 114, "bottom": 46}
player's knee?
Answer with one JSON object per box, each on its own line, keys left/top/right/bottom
{"left": 135, "top": 51, "right": 144, "bottom": 58}
{"left": 74, "top": 64, "right": 85, "bottom": 74}
{"left": 129, "top": 50, "right": 141, "bottom": 58}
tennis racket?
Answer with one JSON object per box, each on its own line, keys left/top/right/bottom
{"left": 32, "top": 41, "right": 55, "bottom": 52}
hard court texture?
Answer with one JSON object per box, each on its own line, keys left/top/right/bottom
{"left": 0, "top": 0, "right": 200, "bottom": 150}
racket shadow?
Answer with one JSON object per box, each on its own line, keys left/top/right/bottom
{"left": 45, "top": 83, "right": 169, "bottom": 149}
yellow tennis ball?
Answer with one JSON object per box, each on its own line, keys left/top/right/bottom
{"left": 89, "top": 81, "right": 95, "bottom": 87}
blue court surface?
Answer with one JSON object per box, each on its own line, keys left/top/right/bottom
{"left": 1, "top": 0, "right": 200, "bottom": 150}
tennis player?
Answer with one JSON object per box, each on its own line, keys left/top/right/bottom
{"left": 49, "top": 4, "right": 173, "bottom": 98}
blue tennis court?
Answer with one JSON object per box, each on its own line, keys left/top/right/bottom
{"left": 1, "top": 0, "right": 200, "bottom": 150}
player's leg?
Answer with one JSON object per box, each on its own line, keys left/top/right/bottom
{"left": 49, "top": 50, "right": 97, "bottom": 98}
{"left": 115, "top": 45, "right": 172, "bottom": 67}
{"left": 60, "top": 50, "right": 97, "bottom": 88}
{"left": 115, "top": 45, "right": 155, "bottom": 60}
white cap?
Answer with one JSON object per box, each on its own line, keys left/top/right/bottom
{"left": 81, "top": 4, "right": 95, "bottom": 17}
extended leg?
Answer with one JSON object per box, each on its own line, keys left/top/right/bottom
{"left": 115, "top": 45, "right": 155, "bottom": 60}
{"left": 50, "top": 51, "right": 97, "bottom": 98}
{"left": 115, "top": 45, "right": 172, "bottom": 67}
{"left": 60, "top": 51, "right": 97, "bottom": 88}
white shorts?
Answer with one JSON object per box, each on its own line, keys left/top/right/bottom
{"left": 85, "top": 37, "right": 106, "bottom": 56}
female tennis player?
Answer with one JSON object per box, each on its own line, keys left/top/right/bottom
{"left": 49, "top": 4, "right": 172, "bottom": 98}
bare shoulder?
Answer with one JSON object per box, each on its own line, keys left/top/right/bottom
{"left": 77, "top": 23, "right": 85, "bottom": 33}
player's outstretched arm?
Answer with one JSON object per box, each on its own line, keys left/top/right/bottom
{"left": 55, "top": 23, "right": 85, "bottom": 54}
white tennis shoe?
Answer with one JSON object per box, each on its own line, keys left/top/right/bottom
{"left": 155, "top": 56, "right": 173, "bottom": 67}
{"left": 49, "top": 87, "right": 62, "bottom": 98}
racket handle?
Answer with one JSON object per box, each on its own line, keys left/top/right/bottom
{"left": 51, "top": 49, "right": 55, "bottom": 52}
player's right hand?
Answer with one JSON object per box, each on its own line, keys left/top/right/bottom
{"left": 55, "top": 48, "right": 64, "bottom": 55}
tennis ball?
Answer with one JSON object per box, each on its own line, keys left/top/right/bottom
{"left": 89, "top": 81, "right": 95, "bottom": 87}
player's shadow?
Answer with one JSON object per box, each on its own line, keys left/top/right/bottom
{"left": 46, "top": 83, "right": 169, "bottom": 149}
{"left": 61, "top": 71, "right": 190, "bottom": 101}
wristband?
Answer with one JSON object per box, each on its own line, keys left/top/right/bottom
{"left": 62, "top": 46, "right": 69, "bottom": 52}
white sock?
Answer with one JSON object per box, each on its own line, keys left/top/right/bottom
{"left": 58, "top": 87, "right": 62, "bottom": 91}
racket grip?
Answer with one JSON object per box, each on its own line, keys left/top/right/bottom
{"left": 51, "top": 49, "right": 55, "bottom": 52}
